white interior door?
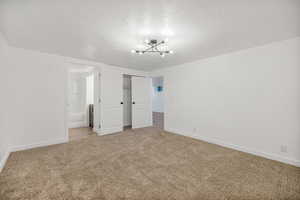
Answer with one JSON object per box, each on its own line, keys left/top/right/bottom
{"left": 123, "top": 88, "right": 132, "bottom": 126}
{"left": 132, "top": 76, "right": 152, "bottom": 129}
{"left": 100, "top": 70, "right": 123, "bottom": 135}
{"left": 93, "top": 71, "right": 101, "bottom": 133}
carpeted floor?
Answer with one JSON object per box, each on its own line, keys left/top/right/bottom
{"left": 69, "top": 127, "right": 96, "bottom": 141}
{"left": 0, "top": 127, "right": 299, "bottom": 200}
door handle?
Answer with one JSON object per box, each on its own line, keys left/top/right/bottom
{"left": 132, "top": 101, "right": 135, "bottom": 104}
{"left": 120, "top": 102, "right": 123, "bottom": 104}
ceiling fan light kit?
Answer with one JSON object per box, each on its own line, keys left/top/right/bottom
{"left": 131, "top": 39, "right": 174, "bottom": 57}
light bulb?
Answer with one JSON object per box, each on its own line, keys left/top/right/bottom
{"left": 131, "top": 50, "right": 136, "bottom": 53}
{"left": 161, "top": 53, "right": 165, "bottom": 58}
{"left": 139, "top": 51, "right": 143, "bottom": 55}
{"left": 169, "top": 50, "right": 174, "bottom": 54}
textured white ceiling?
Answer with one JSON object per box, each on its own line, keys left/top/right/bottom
{"left": 0, "top": 0, "right": 299, "bottom": 71}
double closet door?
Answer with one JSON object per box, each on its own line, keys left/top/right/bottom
{"left": 100, "top": 70, "right": 152, "bottom": 135}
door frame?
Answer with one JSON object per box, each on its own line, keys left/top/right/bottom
{"left": 93, "top": 71, "right": 101, "bottom": 135}
{"left": 150, "top": 75, "right": 165, "bottom": 129}
{"left": 64, "top": 62, "right": 101, "bottom": 141}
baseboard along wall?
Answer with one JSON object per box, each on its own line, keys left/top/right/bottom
{"left": 0, "top": 137, "right": 68, "bottom": 173}
{"left": 166, "top": 128, "right": 300, "bottom": 167}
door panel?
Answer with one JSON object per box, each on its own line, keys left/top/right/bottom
{"left": 132, "top": 77, "right": 152, "bottom": 129}
{"left": 100, "top": 70, "right": 123, "bottom": 134}
{"left": 93, "top": 71, "right": 101, "bottom": 133}
{"left": 123, "top": 88, "right": 132, "bottom": 126}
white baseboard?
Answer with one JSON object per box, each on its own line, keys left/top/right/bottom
{"left": 93, "top": 128, "right": 101, "bottom": 136}
{"left": 1, "top": 137, "right": 68, "bottom": 173}
{"left": 68, "top": 121, "right": 88, "bottom": 129}
{"left": 10, "top": 138, "right": 68, "bottom": 152}
{"left": 132, "top": 123, "right": 153, "bottom": 129}
{"left": 0, "top": 150, "right": 10, "bottom": 173}
{"left": 98, "top": 127, "right": 123, "bottom": 136}
{"left": 166, "top": 128, "right": 300, "bottom": 167}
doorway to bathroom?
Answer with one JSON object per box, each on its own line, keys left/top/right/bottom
{"left": 67, "top": 65, "right": 97, "bottom": 141}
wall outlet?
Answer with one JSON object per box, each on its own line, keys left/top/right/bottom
{"left": 280, "top": 145, "right": 288, "bottom": 153}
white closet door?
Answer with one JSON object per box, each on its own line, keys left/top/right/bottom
{"left": 123, "top": 89, "right": 132, "bottom": 126}
{"left": 132, "top": 77, "right": 152, "bottom": 129}
{"left": 100, "top": 70, "right": 123, "bottom": 134}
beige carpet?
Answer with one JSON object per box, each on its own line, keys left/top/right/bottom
{"left": 0, "top": 127, "right": 299, "bottom": 200}
{"left": 69, "top": 127, "right": 96, "bottom": 141}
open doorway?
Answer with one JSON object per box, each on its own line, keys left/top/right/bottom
{"left": 67, "top": 66, "right": 97, "bottom": 141}
{"left": 123, "top": 75, "right": 132, "bottom": 130}
{"left": 152, "top": 76, "right": 164, "bottom": 129}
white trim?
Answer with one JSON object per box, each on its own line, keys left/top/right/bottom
{"left": 93, "top": 70, "right": 101, "bottom": 133}
{"left": 132, "top": 124, "right": 153, "bottom": 129}
{"left": 166, "top": 128, "right": 300, "bottom": 167}
{"left": 64, "top": 65, "right": 70, "bottom": 143}
{"left": 10, "top": 138, "right": 68, "bottom": 152}
{"left": 0, "top": 150, "right": 10, "bottom": 173}
{"left": 98, "top": 127, "right": 122, "bottom": 136}
{"left": 94, "top": 128, "right": 102, "bottom": 135}
{"left": 1, "top": 138, "right": 68, "bottom": 173}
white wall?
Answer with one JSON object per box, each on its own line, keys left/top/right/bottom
{"left": 154, "top": 37, "right": 300, "bottom": 166}
{"left": 152, "top": 77, "right": 164, "bottom": 113}
{"left": 1, "top": 47, "right": 68, "bottom": 152}
{"left": 0, "top": 42, "right": 149, "bottom": 171}
{"left": 0, "top": 33, "right": 11, "bottom": 171}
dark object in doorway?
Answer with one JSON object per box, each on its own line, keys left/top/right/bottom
{"left": 88, "top": 104, "right": 93, "bottom": 128}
